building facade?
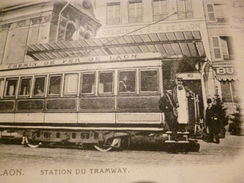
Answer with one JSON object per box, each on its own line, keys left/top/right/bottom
{"left": 203, "top": 0, "right": 238, "bottom": 114}
{"left": 0, "top": 0, "right": 239, "bottom": 114}
{"left": 0, "top": 0, "right": 101, "bottom": 64}
{"left": 94, "top": 0, "right": 238, "bottom": 113}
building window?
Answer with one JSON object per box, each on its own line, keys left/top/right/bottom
{"left": 140, "top": 70, "right": 158, "bottom": 92}
{"left": 19, "top": 77, "right": 32, "bottom": 97}
{"left": 221, "top": 81, "right": 238, "bottom": 102}
{"left": 177, "top": 0, "right": 193, "bottom": 19}
{"left": 207, "top": 4, "right": 227, "bottom": 23}
{"left": 119, "top": 71, "right": 136, "bottom": 93}
{"left": 212, "top": 36, "right": 233, "bottom": 60}
{"left": 98, "top": 72, "right": 113, "bottom": 94}
{"left": 33, "top": 76, "right": 45, "bottom": 97}
{"left": 81, "top": 73, "right": 96, "bottom": 94}
{"left": 5, "top": 78, "right": 18, "bottom": 97}
{"left": 64, "top": 73, "right": 78, "bottom": 96}
{"left": 107, "top": 2, "right": 120, "bottom": 25}
{"left": 48, "top": 75, "right": 62, "bottom": 96}
{"left": 128, "top": 0, "right": 142, "bottom": 23}
{"left": 152, "top": 0, "right": 167, "bottom": 21}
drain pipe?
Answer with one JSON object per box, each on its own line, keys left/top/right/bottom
{"left": 200, "top": 60, "right": 210, "bottom": 128}
{"left": 201, "top": 61, "right": 208, "bottom": 110}
{"left": 56, "top": 2, "right": 70, "bottom": 41}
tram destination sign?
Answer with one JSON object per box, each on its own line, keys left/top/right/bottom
{"left": 0, "top": 52, "right": 161, "bottom": 71}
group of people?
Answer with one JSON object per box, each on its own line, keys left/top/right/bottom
{"left": 158, "top": 79, "right": 191, "bottom": 136}
{"left": 158, "top": 80, "right": 221, "bottom": 144}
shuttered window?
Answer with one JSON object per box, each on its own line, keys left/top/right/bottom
{"left": 153, "top": 0, "right": 167, "bottom": 21}
{"left": 212, "top": 37, "right": 221, "bottom": 59}
{"left": 177, "top": 0, "right": 193, "bottom": 19}
{"left": 207, "top": 4, "right": 226, "bottom": 22}
{"left": 107, "top": 3, "right": 120, "bottom": 25}
{"left": 129, "top": 0, "right": 142, "bottom": 23}
{"left": 207, "top": 4, "right": 215, "bottom": 21}
{"left": 221, "top": 81, "right": 238, "bottom": 102}
{"left": 212, "top": 36, "right": 231, "bottom": 60}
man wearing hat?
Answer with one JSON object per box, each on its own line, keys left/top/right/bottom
{"left": 205, "top": 98, "right": 220, "bottom": 143}
{"left": 158, "top": 85, "right": 179, "bottom": 134}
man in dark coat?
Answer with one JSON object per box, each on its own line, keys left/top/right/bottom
{"left": 205, "top": 98, "right": 220, "bottom": 144}
{"left": 158, "top": 89, "right": 179, "bottom": 132}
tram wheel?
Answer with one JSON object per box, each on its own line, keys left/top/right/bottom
{"left": 94, "top": 138, "right": 116, "bottom": 152}
{"left": 94, "top": 144, "right": 112, "bottom": 152}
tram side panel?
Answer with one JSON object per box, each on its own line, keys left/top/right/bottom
{"left": 0, "top": 63, "right": 165, "bottom": 142}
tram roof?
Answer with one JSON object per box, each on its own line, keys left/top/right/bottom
{"left": 26, "top": 31, "right": 206, "bottom": 61}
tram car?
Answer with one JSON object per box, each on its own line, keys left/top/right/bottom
{"left": 0, "top": 52, "right": 201, "bottom": 152}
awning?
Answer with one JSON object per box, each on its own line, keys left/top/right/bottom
{"left": 216, "top": 75, "right": 238, "bottom": 81}
{"left": 26, "top": 31, "right": 206, "bottom": 61}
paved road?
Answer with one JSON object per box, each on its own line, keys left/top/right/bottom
{"left": 0, "top": 133, "right": 244, "bottom": 183}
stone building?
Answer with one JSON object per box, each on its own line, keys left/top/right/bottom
{"left": 0, "top": 0, "right": 239, "bottom": 114}
{"left": 0, "top": 0, "right": 101, "bottom": 64}
{"left": 93, "top": 0, "right": 238, "bottom": 113}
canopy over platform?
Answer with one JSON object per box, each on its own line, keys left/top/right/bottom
{"left": 26, "top": 31, "right": 206, "bottom": 61}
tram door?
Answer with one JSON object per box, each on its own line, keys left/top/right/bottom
{"left": 181, "top": 79, "right": 204, "bottom": 132}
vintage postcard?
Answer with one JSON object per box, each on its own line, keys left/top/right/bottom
{"left": 0, "top": 0, "right": 244, "bottom": 182}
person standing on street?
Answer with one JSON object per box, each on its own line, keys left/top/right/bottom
{"left": 205, "top": 98, "right": 220, "bottom": 144}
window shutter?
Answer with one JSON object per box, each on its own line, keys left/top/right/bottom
{"left": 212, "top": 37, "right": 221, "bottom": 59}
{"left": 207, "top": 4, "right": 215, "bottom": 21}
{"left": 220, "top": 37, "right": 229, "bottom": 60}
{"left": 107, "top": 3, "right": 120, "bottom": 25}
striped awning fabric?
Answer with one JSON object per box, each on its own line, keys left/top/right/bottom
{"left": 26, "top": 31, "right": 205, "bottom": 61}
{"left": 216, "top": 75, "right": 238, "bottom": 81}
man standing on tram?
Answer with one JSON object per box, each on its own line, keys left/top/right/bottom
{"left": 158, "top": 85, "right": 179, "bottom": 133}
{"left": 159, "top": 79, "right": 193, "bottom": 133}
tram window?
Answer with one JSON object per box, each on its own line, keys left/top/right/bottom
{"left": 19, "top": 77, "right": 32, "bottom": 97}
{"left": 64, "top": 73, "right": 78, "bottom": 95}
{"left": 119, "top": 71, "right": 136, "bottom": 93}
{"left": 0, "top": 79, "right": 4, "bottom": 98}
{"left": 33, "top": 76, "right": 45, "bottom": 97}
{"left": 5, "top": 78, "right": 18, "bottom": 97}
{"left": 81, "top": 73, "right": 95, "bottom": 94}
{"left": 48, "top": 75, "right": 62, "bottom": 95}
{"left": 140, "top": 70, "right": 158, "bottom": 92}
{"left": 99, "top": 72, "right": 113, "bottom": 94}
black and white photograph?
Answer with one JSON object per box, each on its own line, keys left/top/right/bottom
{"left": 0, "top": 0, "right": 243, "bottom": 182}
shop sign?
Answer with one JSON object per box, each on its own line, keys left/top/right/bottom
{"left": 176, "top": 73, "right": 201, "bottom": 80}
{"left": 216, "top": 67, "right": 235, "bottom": 75}
{"left": 0, "top": 52, "right": 161, "bottom": 71}
{"left": 98, "top": 22, "right": 202, "bottom": 37}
